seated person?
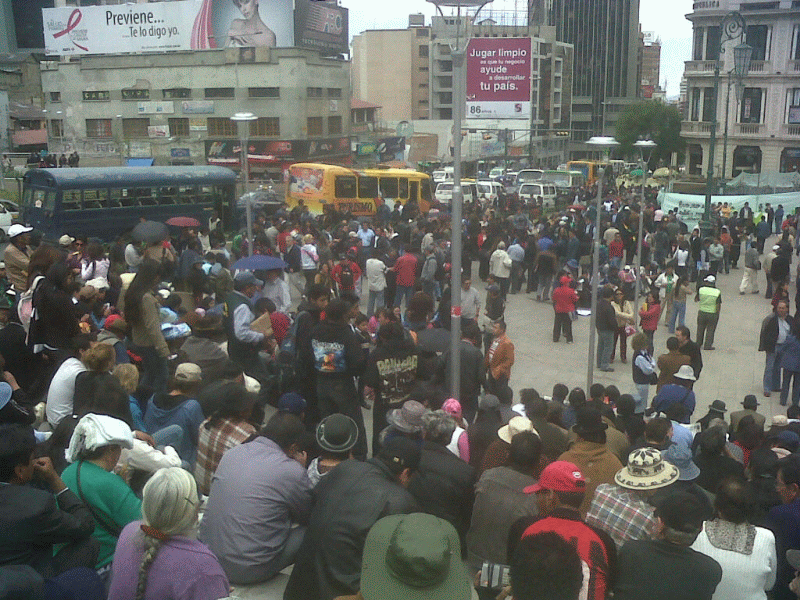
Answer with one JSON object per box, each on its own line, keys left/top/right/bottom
{"left": 177, "top": 314, "right": 229, "bottom": 387}
{"left": 45, "top": 334, "right": 92, "bottom": 428}
{"left": 144, "top": 363, "right": 205, "bottom": 467}
{"left": 108, "top": 467, "right": 230, "bottom": 600}
{"left": 73, "top": 342, "right": 133, "bottom": 427}
{"left": 307, "top": 414, "right": 359, "bottom": 487}
{"left": 61, "top": 414, "right": 142, "bottom": 580}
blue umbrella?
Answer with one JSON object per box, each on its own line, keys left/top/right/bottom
{"left": 232, "top": 255, "right": 287, "bottom": 271}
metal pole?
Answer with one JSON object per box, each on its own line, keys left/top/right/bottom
{"left": 586, "top": 168, "right": 605, "bottom": 390}
{"left": 721, "top": 72, "right": 732, "bottom": 186}
{"left": 702, "top": 58, "right": 721, "bottom": 240}
{"left": 634, "top": 156, "right": 645, "bottom": 312}
{"left": 242, "top": 131, "right": 253, "bottom": 257}
{"left": 450, "top": 42, "right": 465, "bottom": 400}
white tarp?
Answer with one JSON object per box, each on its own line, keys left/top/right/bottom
{"left": 658, "top": 190, "right": 800, "bottom": 230}
{"left": 726, "top": 171, "right": 800, "bottom": 190}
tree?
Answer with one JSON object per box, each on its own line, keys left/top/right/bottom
{"left": 615, "top": 100, "right": 685, "bottom": 168}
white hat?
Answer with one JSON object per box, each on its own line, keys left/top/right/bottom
{"left": 703, "top": 275, "right": 716, "bottom": 284}
{"left": 773, "top": 245, "right": 781, "bottom": 251}
{"left": 497, "top": 416, "right": 538, "bottom": 444}
{"left": 59, "top": 234, "right": 75, "bottom": 247}
{"left": 674, "top": 365, "right": 696, "bottom": 381}
{"left": 66, "top": 414, "right": 133, "bottom": 463}
{"left": 7, "top": 224, "right": 32, "bottom": 238}
{"left": 86, "top": 277, "right": 109, "bottom": 291}
{"left": 175, "top": 362, "right": 202, "bottom": 383}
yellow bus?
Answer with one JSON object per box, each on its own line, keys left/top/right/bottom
{"left": 566, "top": 160, "right": 611, "bottom": 186}
{"left": 286, "top": 163, "right": 432, "bottom": 216}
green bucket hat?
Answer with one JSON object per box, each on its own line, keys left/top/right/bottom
{"left": 360, "top": 513, "right": 471, "bottom": 600}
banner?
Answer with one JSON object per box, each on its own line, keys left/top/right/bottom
{"left": 466, "top": 38, "right": 532, "bottom": 119}
{"left": 205, "top": 136, "right": 349, "bottom": 167}
{"left": 294, "top": 0, "right": 349, "bottom": 55}
{"left": 43, "top": 0, "right": 293, "bottom": 56}
{"left": 658, "top": 190, "right": 800, "bottom": 230}
{"left": 182, "top": 101, "right": 214, "bottom": 115}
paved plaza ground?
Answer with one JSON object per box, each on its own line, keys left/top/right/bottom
{"left": 233, "top": 233, "right": 794, "bottom": 599}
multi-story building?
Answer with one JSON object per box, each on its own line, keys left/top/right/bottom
{"left": 681, "top": 0, "right": 800, "bottom": 177}
{"left": 546, "top": 0, "right": 640, "bottom": 149}
{"left": 40, "top": 47, "right": 351, "bottom": 174}
{"left": 639, "top": 30, "right": 662, "bottom": 98}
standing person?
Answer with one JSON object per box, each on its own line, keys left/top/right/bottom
{"left": 306, "top": 298, "right": 367, "bottom": 458}
{"left": 780, "top": 332, "right": 800, "bottom": 408}
{"left": 489, "top": 242, "right": 512, "bottom": 299}
{"left": 124, "top": 260, "right": 170, "bottom": 394}
{"left": 695, "top": 275, "right": 722, "bottom": 351}
{"left": 676, "top": 325, "right": 704, "bottom": 380}
{"left": 654, "top": 263, "right": 677, "bottom": 327}
{"left": 364, "top": 248, "right": 387, "bottom": 318}
{"left": 760, "top": 300, "right": 793, "bottom": 398}
{"left": 668, "top": 276, "right": 693, "bottom": 334}
{"left": 656, "top": 336, "right": 692, "bottom": 392}
{"left": 552, "top": 276, "right": 578, "bottom": 343}
{"left": 508, "top": 237, "right": 526, "bottom": 294}
{"left": 630, "top": 333, "right": 657, "bottom": 415}
{"left": 740, "top": 240, "right": 762, "bottom": 295}
{"left": 299, "top": 234, "right": 319, "bottom": 296}
{"left": 596, "top": 287, "right": 618, "bottom": 372}
{"left": 767, "top": 455, "right": 800, "bottom": 600}
{"left": 3, "top": 224, "right": 32, "bottom": 294}
{"left": 224, "top": 271, "right": 270, "bottom": 384}
{"left": 283, "top": 235, "right": 305, "bottom": 299}
{"left": 420, "top": 246, "right": 438, "bottom": 299}
{"left": 486, "top": 319, "right": 514, "bottom": 398}
{"left": 460, "top": 275, "right": 482, "bottom": 325}
{"left": 391, "top": 250, "right": 417, "bottom": 311}
{"left": 638, "top": 290, "right": 661, "bottom": 355}
{"left": 611, "top": 287, "right": 634, "bottom": 362}
{"left": 534, "top": 248, "right": 557, "bottom": 302}
{"left": 764, "top": 244, "right": 779, "bottom": 299}
{"left": 439, "top": 320, "right": 485, "bottom": 423}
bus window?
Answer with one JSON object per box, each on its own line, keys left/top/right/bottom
{"left": 335, "top": 175, "right": 357, "bottom": 198}
{"left": 83, "top": 189, "right": 107, "bottom": 209}
{"left": 409, "top": 180, "right": 418, "bottom": 203}
{"left": 399, "top": 178, "right": 408, "bottom": 199}
{"left": 22, "top": 187, "right": 33, "bottom": 207}
{"left": 358, "top": 176, "right": 378, "bottom": 199}
{"left": 44, "top": 191, "right": 56, "bottom": 212}
{"left": 62, "top": 190, "right": 82, "bottom": 211}
{"left": 178, "top": 186, "right": 196, "bottom": 205}
{"left": 421, "top": 179, "right": 432, "bottom": 202}
{"left": 31, "top": 189, "right": 46, "bottom": 208}
{"left": 379, "top": 177, "right": 399, "bottom": 199}
{"left": 198, "top": 185, "right": 215, "bottom": 204}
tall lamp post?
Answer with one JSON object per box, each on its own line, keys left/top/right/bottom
{"left": 585, "top": 136, "right": 618, "bottom": 390}
{"left": 231, "top": 112, "right": 257, "bottom": 257}
{"left": 633, "top": 139, "right": 656, "bottom": 312}
{"left": 701, "top": 11, "right": 745, "bottom": 239}
{"left": 721, "top": 42, "right": 753, "bottom": 187}
{"left": 427, "top": 0, "right": 493, "bottom": 398}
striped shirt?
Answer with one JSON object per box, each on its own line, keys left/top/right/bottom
{"left": 194, "top": 417, "right": 257, "bottom": 496}
{"left": 586, "top": 483, "right": 658, "bottom": 548}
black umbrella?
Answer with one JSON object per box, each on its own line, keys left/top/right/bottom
{"left": 416, "top": 328, "right": 451, "bottom": 354}
{"left": 132, "top": 220, "right": 169, "bottom": 243}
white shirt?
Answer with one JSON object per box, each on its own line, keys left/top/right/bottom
{"left": 365, "top": 258, "right": 387, "bottom": 292}
{"left": 261, "top": 278, "right": 291, "bottom": 314}
{"left": 46, "top": 357, "right": 86, "bottom": 426}
{"left": 777, "top": 317, "right": 790, "bottom": 345}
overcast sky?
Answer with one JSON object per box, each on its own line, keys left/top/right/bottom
{"left": 340, "top": 0, "right": 693, "bottom": 97}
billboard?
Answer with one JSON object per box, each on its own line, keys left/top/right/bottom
{"left": 43, "top": 0, "right": 293, "bottom": 56}
{"left": 466, "top": 38, "right": 532, "bottom": 120}
{"left": 294, "top": 0, "right": 349, "bottom": 56}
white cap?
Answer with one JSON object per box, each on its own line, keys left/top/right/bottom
{"left": 86, "top": 277, "right": 109, "bottom": 291}
{"left": 7, "top": 224, "right": 32, "bottom": 238}
{"left": 59, "top": 234, "right": 75, "bottom": 247}
{"left": 704, "top": 274, "right": 716, "bottom": 283}
{"left": 773, "top": 245, "right": 781, "bottom": 250}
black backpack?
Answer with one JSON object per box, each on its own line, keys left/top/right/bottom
{"left": 339, "top": 263, "right": 355, "bottom": 289}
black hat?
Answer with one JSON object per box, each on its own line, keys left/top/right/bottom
{"left": 573, "top": 406, "right": 608, "bottom": 436}
{"left": 316, "top": 414, "right": 359, "bottom": 453}
{"left": 709, "top": 400, "right": 727, "bottom": 413}
{"left": 378, "top": 436, "right": 421, "bottom": 472}
{"left": 742, "top": 395, "right": 759, "bottom": 409}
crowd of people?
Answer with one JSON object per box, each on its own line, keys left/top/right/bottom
{"left": 2, "top": 179, "right": 800, "bottom": 600}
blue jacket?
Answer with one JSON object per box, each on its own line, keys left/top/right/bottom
{"left": 143, "top": 394, "right": 204, "bottom": 464}
{"left": 768, "top": 498, "right": 800, "bottom": 600}
{"left": 781, "top": 334, "right": 800, "bottom": 372}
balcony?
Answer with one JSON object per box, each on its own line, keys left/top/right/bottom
{"left": 685, "top": 60, "right": 717, "bottom": 73}
{"left": 782, "top": 124, "right": 800, "bottom": 137}
{"left": 789, "top": 60, "right": 800, "bottom": 73}
{"left": 747, "top": 60, "right": 770, "bottom": 74}
{"left": 735, "top": 123, "right": 764, "bottom": 135}
{"left": 682, "top": 121, "right": 715, "bottom": 134}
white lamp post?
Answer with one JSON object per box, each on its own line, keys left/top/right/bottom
{"left": 231, "top": 112, "right": 257, "bottom": 256}
{"left": 426, "top": 0, "right": 493, "bottom": 399}
{"left": 633, "top": 139, "right": 656, "bottom": 312}
{"left": 585, "top": 136, "right": 618, "bottom": 390}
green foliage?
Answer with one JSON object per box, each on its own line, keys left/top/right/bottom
{"left": 615, "top": 100, "right": 685, "bottom": 167}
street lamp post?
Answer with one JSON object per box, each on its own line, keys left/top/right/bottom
{"left": 585, "top": 136, "right": 618, "bottom": 390}
{"left": 231, "top": 112, "right": 257, "bottom": 257}
{"left": 633, "top": 139, "right": 656, "bottom": 312}
{"left": 721, "top": 42, "right": 753, "bottom": 186}
{"left": 427, "top": 0, "right": 493, "bottom": 399}
{"left": 701, "top": 11, "right": 745, "bottom": 240}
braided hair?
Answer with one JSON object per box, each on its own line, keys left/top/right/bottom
{"left": 135, "top": 467, "right": 200, "bottom": 600}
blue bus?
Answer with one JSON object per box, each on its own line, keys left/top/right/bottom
{"left": 21, "top": 166, "right": 238, "bottom": 240}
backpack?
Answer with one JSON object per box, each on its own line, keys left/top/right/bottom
{"left": 339, "top": 263, "right": 355, "bottom": 290}
{"left": 275, "top": 311, "right": 309, "bottom": 394}
{"left": 19, "top": 275, "right": 45, "bottom": 352}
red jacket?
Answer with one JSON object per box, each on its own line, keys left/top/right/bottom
{"left": 639, "top": 301, "right": 662, "bottom": 332}
{"left": 393, "top": 253, "right": 418, "bottom": 287}
{"left": 552, "top": 284, "right": 578, "bottom": 314}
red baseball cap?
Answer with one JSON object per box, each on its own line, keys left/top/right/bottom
{"left": 524, "top": 461, "right": 586, "bottom": 494}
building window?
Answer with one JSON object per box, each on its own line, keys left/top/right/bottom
{"left": 741, "top": 88, "right": 764, "bottom": 123}
{"left": 327, "top": 88, "right": 342, "bottom": 98}
{"left": 705, "top": 26, "right": 720, "bottom": 61}
{"left": 419, "top": 45, "right": 429, "bottom": 58}
{"left": 49, "top": 91, "right": 61, "bottom": 103}
{"left": 250, "top": 117, "right": 280, "bottom": 137}
{"left": 122, "top": 118, "right": 150, "bottom": 138}
{"left": 248, "top": 87, "right": 280, "bottom": 98}
{"left": 168, "top": 118, "right": 190, "bottom": 137}
{"left": 702, "top": 87, "right": 715, "bottom": 122}
{"left": 49, "top": 119, "right": 63, "bottom": 138}
{"left": 419, "top": 66, "right": 429, "bottom": 72}
{"left": 83, "top": 90, "right": 110, "bottom": 102}
{"left": 746, "top": 25, "right": 770, "bottom": 61}
{"left": 85, "top": 118, "right": 112, "bottom": 138}
{"left": 121, "top": 89, "right": 150, "bottom": 101}
{"left": 416, "top": 28, "right": 429, "bottom": 37}
{"left": 307, "top": 87, "right": 323, "bottom": 98}
{"left": 691, "top": 88, "right": 701, "bottom": 121}
{"left": 163, "top": 88, "right": 191, "bottom": 99}
{"left": 307, "top": 116, "right": 323, "bottom": 136}
{"left": 207, "top": 118, "right": 238, "bottom": 137}
{"left": 792, "top": 25, "right": 800, "bottom": 61}
{"left": 328, "top": 116, "right": 342, "bottom": 135}
{"left": 204, "top": 87, "right": 235, "bottom": 99}
{"left": 788, "top": 89, "right": 800, "bottom": 124}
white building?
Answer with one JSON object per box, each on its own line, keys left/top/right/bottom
{"left": 681, "top": 0, "right": 800, "bottom": 178}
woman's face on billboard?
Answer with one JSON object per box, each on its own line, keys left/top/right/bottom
{"left": 236, "top": 0, "right": 258, "bottom": 20}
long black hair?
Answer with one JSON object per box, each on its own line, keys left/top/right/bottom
{"left": 123, "top": 259, "right": 161, "bottom": 325}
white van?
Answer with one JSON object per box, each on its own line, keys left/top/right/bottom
{"left": 434, "top": 181, "right": 477, "bottom": 206}
{"left": 0, "top": 199, "right": 19, "bottom": 239}
{"left": 518, "top": 183, "right": 557, "bottom": 208}
{"left": 432, "top": 166, "right": 454, "bottom": 184}
{"left": 476, "top": 181, "right": 502, "bottom": 206}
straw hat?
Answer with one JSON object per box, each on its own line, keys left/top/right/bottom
{"left": 615, "top": 447, "right": 679, "bottom": 490}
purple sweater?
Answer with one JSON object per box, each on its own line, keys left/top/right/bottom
{"left": 108, "top": 521, "right": 230, "bottom": 600}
